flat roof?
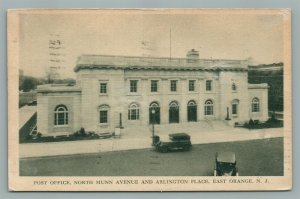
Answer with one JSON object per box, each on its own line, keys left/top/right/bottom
{"left": 36, "top": 84, "right": 81, "bottom": 93}
{"left": 74, "top": 54, "right": 249, "bottom": 72}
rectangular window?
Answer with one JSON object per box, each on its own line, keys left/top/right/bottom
{"left": 189, "top": 80, "right": 195, "bottom": 91}
{"left": 130, "top": 80, "right": 138, "bottom": 93}
{"left": 170, "top": 80, "right": 177, "bottom": 92}
{"left": 206, "top": 80, "right": 212, "bottom": 91}
{"left": 205, "top": 106, "right": 213, "bottom": 115}
{"left": 99, "top": 110, "right": 108, "bottom": 124}
{"left": 252, "top": 104, "right": 260, "bottom": 112}
{"left": 232, "top": 104, "right": 238, "bottom": 115}
{"left": 57, "top": 113, "right": 65, "bottom": 125}
{"left": 100, "top": 83, "right": 107, "bottom": 94}
{"left": 128, "top": 109, "right": 139, "bottom": 120}
{"left": 151, "top": 80, "right": 158, "bottom": 92}
{"left": 54, "top": 113, "right": 68, "bottom": 125}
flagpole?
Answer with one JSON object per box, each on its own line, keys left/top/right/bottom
{"left": 169, "top": 28, "right": 172, "bottom": 60}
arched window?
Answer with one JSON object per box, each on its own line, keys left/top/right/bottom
{"left": 150, "top": 102, "right": 160, "bottom": 108}
{"left": 128, "top": 103, "right": 139, "bottom": 120}
{"left": 169, "top": 101, "right": 180, "bottom": 123}
{"left": 252, "top": 98, "right": 260, "bottom": 112}
{"left": 187, "top": 100, "right": 197, "bottom": 121}
{"left": 204, "top": 100, "right": 214, "bottom": 116}
{"left": 188, "top": 100, "right": 197, "bottom": 107}
{"left": 232, "top": 99, "right": 239, "bottom": 116}
{"left": 99, "top": 105, "right": 110, "bottom": 124}
{"left": 149, "top": 102, "right": 160, "bottom": 124}
{"left": 232, "top": 83, "right": 237, "bottom": 91}
{"left": 169, "top": 101, "right": 179, "bottom": 109}
{"left": 54, "top": 105, "right": 68, "bottom": 126}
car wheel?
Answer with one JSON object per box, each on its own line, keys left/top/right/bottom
{"left": 160, "top": 146, "right": 168, "bottom": 153}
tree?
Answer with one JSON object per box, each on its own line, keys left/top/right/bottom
{"left": 45, "top": 68, "right": 60, "bottom": 84}
{"left": 20, "top": 76, "right": 38, "bottom": 92}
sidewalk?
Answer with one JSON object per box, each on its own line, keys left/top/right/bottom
{"left": 19, "top": 127, "right": 283, "bottom": 158}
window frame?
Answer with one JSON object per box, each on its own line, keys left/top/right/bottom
{"left": 187, "top": 100, "right": 197, "bottom": 122}
{"left": 206, "top": 80, "right": 212, "bottom": 91}
{"left": 204, "top": 100, "right": 214, "bottom": 116}
{"left": 170, "top": 80, "right": 177, "bottom": 92}
{"left": 251, "top": 98, "right": 260, "bottom": 113}
{"left": 128, "top": 103, "right": 140, "bottom": 120}
{"left": 99, "top": 110, "right": 108, "bottom": 124}
{"left": 100, "top": 82, "right": 107, "bottom": 94}
{"left": 130, "top": 80, "right": 138, "bottom": 93}
{"left": 232, "top": 83, "right": 237, "bottom": 92}
{"left": 99, "top": 105, "right": 110, "bottom": 125}
{"left": 150, "top": 80, "right": 158, "bottom": 93}
{"left": 188, "top": 80, "right": 196, "bottom": 92}
{"left": 169, "top": 101, "right": 179, "bottom": 109}
{"left": 231, "top": 100, "right": 239, "bottom": 117}
{"left": 54, "top": 105, "right": 68, "bottom": 127}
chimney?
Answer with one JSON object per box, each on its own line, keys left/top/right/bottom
{"left": 186, "top": 49, "right": 199, "bottom": 63}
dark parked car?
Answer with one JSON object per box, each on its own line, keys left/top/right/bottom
{"left": 214, "top": 152, "right": 239, "bottom": 176}
{"left": 154, "top": 133, "right": 192, "bottom": 153}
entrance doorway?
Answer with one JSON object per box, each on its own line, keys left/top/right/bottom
{"left": 149, "top": 102, "right": 160, "bottom": 124}
{"left": 187, "top": 100, "right": 197, "bottom": 122}
{"left": 169, "top": 101, "right": 179, "bottom": 123}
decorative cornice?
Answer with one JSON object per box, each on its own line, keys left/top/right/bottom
{"left": 74, "top": 64, "right": 248, "bottom": 73}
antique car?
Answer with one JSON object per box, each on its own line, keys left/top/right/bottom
{"left": 154, "top": 133, "right": 192, "bottom": 153}
{"left": 214, "top": 152, "right": 239, "bottom": 176}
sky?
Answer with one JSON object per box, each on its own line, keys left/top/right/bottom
{"left": 19, "top": 10, "right": 285, "bottom": 78}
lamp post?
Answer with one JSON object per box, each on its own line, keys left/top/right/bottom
{"left": 225, "top": 107, "right": 231, "bottom": 120}
{"left": 151, "top": 109, "right": 156, "bottom": 146}
{"left": 119, "top": 113, "right": 123, "bottom": 128}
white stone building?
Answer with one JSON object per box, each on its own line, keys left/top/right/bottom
{"left": 36, "top": 49, "right": 269, "bottom": 136}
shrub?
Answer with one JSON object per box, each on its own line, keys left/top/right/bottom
{"left": 73, "top": 131, "right": 80, "bottom": 137}
{"left": 73, "top": 128, "right": 87, "bottom": 137}
{"left": 88, "top": 131, "right": 96, "bottom": 136}
{"left": 248, "top": 119, "right": 255, "bottom": 126}
{"left": 80, "top": 128, "right": 86, "bottom": 137}
{"left": 234, "top": 122, "right": 239, "bottom": 126}
{"left": 37, "top": 132, "right": 42, "bottom": 138}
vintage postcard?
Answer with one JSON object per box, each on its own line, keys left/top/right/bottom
{"left": 8, "top": 9, "right": 291, "bottom": 191}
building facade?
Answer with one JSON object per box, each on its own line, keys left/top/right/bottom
{"left": 37, "top": 50, "right": 269, "bottom": 136}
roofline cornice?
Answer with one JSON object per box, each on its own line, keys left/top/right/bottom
{"left": 74, "top": 64, "right": 248, "bottom": 72}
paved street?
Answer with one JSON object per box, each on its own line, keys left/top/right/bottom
{"left": 19, "top": 127, "right": 283, "bottom": 158}
{"left": 20, "top": 137, "right": 283, "bottom": 176}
